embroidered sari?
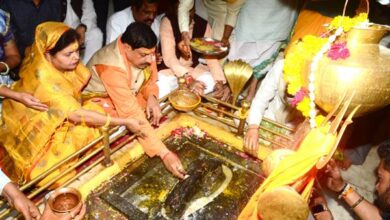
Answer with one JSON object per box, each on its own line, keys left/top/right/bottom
{"left": 0, "top": 22, "right": 101, "bottom": 186}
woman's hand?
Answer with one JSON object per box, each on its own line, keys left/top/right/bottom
{"left": 14, "top": 92, "right": 48, "bottom": 111}
{"left": 244, "top": 127, "right": 259, "bottom": 156}
{"left": 2, "top": 183, "right": 41, "bottom": 220}
{"left": 125, "top": 118, "right": 146, "bottom": 137}
{"left": 160, "top": 149, "right": 186, "bottom": 179}
{"left": 146, "top": 95, "right": 161, "bottom": 126}
{"left": 41, "top": 202, "right": 86, "bottom": 220}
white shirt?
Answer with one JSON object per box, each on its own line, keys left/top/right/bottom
{"left": 0, "top": 169, "right": 11, "bottom": 194}
{"left": 178, "top": 0, "right": 245, "bottom": 39}
{"left": 63, "top": 0, "right": 98, "bottom": 30}
{"left": 63, "top": 0, "right": 103, "bottom": 64}
{"left": 106, "top": 7, "right": 163, "bottom": 44}
{"left": 247, "top": 59, "right": 293, "bottom": 126}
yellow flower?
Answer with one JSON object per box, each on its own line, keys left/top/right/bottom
{"left": 315, "top": 115, "right": 326, "bottom": 127}
{"left": 296, "top": 97, "right": 310, "bottom": 117}
{"left": 283, "top": 13, "right": 369, "bottom": 119}
{"left": 328, "top": 13, "right": 368, "bottom": 32}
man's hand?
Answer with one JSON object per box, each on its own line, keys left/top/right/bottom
{"left": 324, "top": 159, "right": 346, "bottom": 192}
{"left": 244, "top": 127, "right": 259, "bottom": 156}
{"left": 213, "top": 81, "right": 231, "bottom": 102}
{"left": 2, "top": 183, "right": 41, "bottom": 220}
{"left": 75, "top": 24, "right": 87, "bottom": 49}
{"left": 15, "top": 92, "right": 48, "bottom": 111}
{"left": 146, "top": 95, "right": 161, "bottom": 126}
{"left": 126, "top": 118, "right": 146, "bottom": 137}
{"left": 155, "top": 52, "right": 163, "bottom": 65}
{"left": 160, "top": 148, "right": 186, "bottom": 179}
{"left": 178, "top": 32, "right": 191, "bottom": 60}
{"left": 189, "top": 80, "right": 206, "bottom": 95}
{"left": 41, "top": 202, "right": 86, "bottom": 220}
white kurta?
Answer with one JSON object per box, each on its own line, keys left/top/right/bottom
{"left": 63, "top": 0, "right": 103, "bottom": 64}
{"left": 246, "top": 59, "right": 295, "bottom": 127}
{"left": 105, "top": 7, "right": 164, "bottom": 45}
{"left": 178, "top": 0, "right": 245, "bottom": 40}
{"left": 0, "top": 169, "right": 10, "bottom": 194}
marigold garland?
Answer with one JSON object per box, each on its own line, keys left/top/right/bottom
{"left": 283, "top": 13, "right": 368, "bottom": 126}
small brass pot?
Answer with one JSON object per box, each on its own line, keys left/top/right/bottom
{"left": 47, "top": 187, "right": 82, "bottom": 214}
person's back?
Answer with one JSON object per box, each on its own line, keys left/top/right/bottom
{"left": 0, "top": 0, "right": 64, "bottom": 57}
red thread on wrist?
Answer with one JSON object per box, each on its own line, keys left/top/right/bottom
{"left": 185, "top": 74, "right": 194, "bottom": 85}
{"left": 161, "top": 151, "right": 171, "bottom": 160}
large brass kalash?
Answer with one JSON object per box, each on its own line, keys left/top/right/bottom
{"left": 0, "top": 62, "right": 293, "bottom": 219}
{"left": 252, "top": 24, "right": 390, "bottom": 219}
{"left": 308, "top": 24, "right": 390, "bottom": 117}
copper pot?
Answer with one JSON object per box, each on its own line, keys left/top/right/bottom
{"left": 47, "top": 187, "right": 82, "bottom": 214}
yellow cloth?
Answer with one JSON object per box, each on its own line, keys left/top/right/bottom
{"left": 238, "top": 127, "right": 336, "bottom": 219}
{"left": 0, "top": 22, "right": 101, "bottom": 185}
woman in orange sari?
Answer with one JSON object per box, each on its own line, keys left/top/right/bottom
{"left": 0, "top": 22, "right": 145, "bottom": 186}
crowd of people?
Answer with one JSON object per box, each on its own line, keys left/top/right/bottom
{"left": 0, "top": 0, "right": 388, "bottom": 219}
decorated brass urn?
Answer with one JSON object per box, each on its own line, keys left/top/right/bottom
{"left": 307, "top": 25, "right": 390, "bottom": 117}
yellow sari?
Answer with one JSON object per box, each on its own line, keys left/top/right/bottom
{"left": 0, "top": 22, "right": 101, "bottom": 186}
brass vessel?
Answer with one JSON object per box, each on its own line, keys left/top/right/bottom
{"left": 47, "top": 187, "right": 82, "bottom": 214}
{"left": 168, "top": 89, "right": 201, "bottom": 112}
{"left": 257, "top": 186, "right": 309, "bottom": 220}
{"left": 308, "top": 25, "right": 390, "bottom": 117}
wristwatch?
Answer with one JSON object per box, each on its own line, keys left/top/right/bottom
{"left": 311, "top": 204, "right": 329, "bottom": 215}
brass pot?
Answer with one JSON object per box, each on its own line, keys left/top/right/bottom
{"left": 306, "top": 25, "right": 390, "bottom": 117}
{"left": 47, "top": 187, "right": 82, "bottom": 214}
{"left": 169, "top": 89, "right": 201, "bottom": 112}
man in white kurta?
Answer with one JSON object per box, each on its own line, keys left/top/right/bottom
{"left": 106, "top": 0, "right": 163, "bottom": 44}
{"left": 228, "top": 0, "right": 298, "bottom": 101}
{"left": 178, "top": 0, "right": 245, "bottom": 53}
{"left": 244, "top": 59, "right": 299, "bottom": 152}
{"left": 63, "top": 0, "right": 103, "bottom": 64}
{"left": 157, "top": 13, "right": 226, "bottom": 98}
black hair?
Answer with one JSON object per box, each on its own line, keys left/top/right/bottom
{"left": 48, "top": 29, "right": 80, "bottom": 56}
{"left": 121, "top": 22, "right": 157, "bottom": 49}
{"left": 378, "top": 141, "right": 390, "bottom": 171}
{"left": 133, "top": 0, "right": 159, "bottom": 9}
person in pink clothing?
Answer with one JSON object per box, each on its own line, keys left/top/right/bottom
{"left": 157, "top": 2, "right": 230, "bottom": 101}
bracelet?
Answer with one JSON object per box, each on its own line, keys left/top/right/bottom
{"left": 350, "top": 195, "right": 364, "bottom": 209}
{"left": 0, "top": 61, "right": 9, "bottom": 75}
{"left": 103, "top": 115, "right": 111, "bottom": 128}
{"left": 338, "top": 183, "right": 353, "bottom": 199}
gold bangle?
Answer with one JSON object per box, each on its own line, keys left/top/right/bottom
{"left": 103, "top": 115, "right": 111, "bottom": 128}
{"left": 0, "top": 61, "right": 9, "bottom": 75}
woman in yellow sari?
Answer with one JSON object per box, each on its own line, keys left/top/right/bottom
{"left": 0, "top": 22, "right": 145, "bottom": 186}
